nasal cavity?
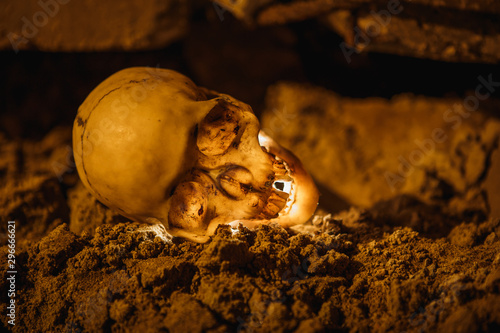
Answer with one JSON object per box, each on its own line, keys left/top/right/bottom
{"left": 273, "top": 180, "right": 292, "bottom": 194}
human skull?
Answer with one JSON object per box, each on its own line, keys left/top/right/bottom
{"left": 73, "top": 67, "right": 319, "bottom": 242}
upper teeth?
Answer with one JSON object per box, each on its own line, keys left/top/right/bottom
{"left": 259, "top": 154, "right": 296, "bottom": 218}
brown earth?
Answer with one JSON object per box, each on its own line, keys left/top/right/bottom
{"left": 1, "top": 2, "right": 499, "bottom": 331}
{"left": 0, "top": 126, "right": 499, "bottom": 332}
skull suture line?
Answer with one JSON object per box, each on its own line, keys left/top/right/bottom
{"left": 73, "top": 67, "right": 319, "bottom": 242}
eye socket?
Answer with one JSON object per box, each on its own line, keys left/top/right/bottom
{"left": 218, "top": 166, "right": 253, "bottom": 199}
{"left": 196, "top": 102, "right": 240, "bottom": 156}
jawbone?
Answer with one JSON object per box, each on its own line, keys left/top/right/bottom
{"left": 228, "top": 131, "right": 319, "bottom": 230}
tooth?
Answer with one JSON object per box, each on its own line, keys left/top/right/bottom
{"left": 274, "top": 175, "right": 293, "bottom": 183}
{"left": 256, "top": 212, "right": 269, "bottom": 219}
{"left": 250, "top": 195, "right": 266, "bottom": 210}
{"left": 270, "top": 189, "right": 289, "bottom": 201}
{"left": 262, "top": 202, "right": 281, "bottom": 217}
{"left": 272, "top": 159, "right": 287, "bottom": 176}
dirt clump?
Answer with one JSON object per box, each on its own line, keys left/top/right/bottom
{"left": 1, "top": 202, "right": 499, "bottom": 332}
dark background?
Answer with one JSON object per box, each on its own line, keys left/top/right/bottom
{"left": 2, "top": 12, "right": 498, "bottom": 140}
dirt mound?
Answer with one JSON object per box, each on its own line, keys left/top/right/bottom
{"left": 2, "top": 205, "right": 499, "bottom": 332}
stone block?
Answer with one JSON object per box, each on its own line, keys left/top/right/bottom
{"left": 261, "top": 82, "right": 500, "bottom": 217}
{"left": 1, "top": 0, "right": 189, "bottom": 52}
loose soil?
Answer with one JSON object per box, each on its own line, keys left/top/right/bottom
{"left": 1, "top": 128, "right": 499, "bottom": 332}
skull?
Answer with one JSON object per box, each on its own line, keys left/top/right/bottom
{"left": 73, "top": 67, "right": 319, "bottom": 242}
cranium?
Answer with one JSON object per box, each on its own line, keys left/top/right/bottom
{"left": 73, "top": 67, "right": 319, "bottom": 242}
